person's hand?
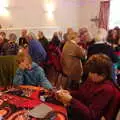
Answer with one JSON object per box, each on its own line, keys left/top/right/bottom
{"left": 113, "top": 44, "right": 117, "bottom": 48}
{"left": 19, "top": 63, "right": 31, "bottom": 70}
{"left": 19, "top": 63, "right": 26, "bottom": 70}
{"left": 28, "top": 64, "right": 32, "bottom": 70}
{"left": 56, "top": 90, "right": 72, "bottom": 106}
{"left": 55, "top": 89, "right": 69, "bottom": 100}
{"left": 57, "top": 89, "right": 70, "bottom": 95}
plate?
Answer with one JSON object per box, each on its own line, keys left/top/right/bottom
{"left": 7, "top": 110, "right": 66, "bottom": 120}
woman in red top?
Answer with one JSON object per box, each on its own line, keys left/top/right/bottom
{"left": 56, "top": 54, "right": 120, "bottom": 120}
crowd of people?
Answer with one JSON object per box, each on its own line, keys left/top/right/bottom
{"left": 0, "top": 27, "right": 120, "bottom": 120}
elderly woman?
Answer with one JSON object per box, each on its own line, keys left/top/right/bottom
{"left": 56, "top": 54, "right": 120, "bottom": 120}
{"left": 87, "top": 28, "right": 118, "bottom": 83}
{"left": 37, "top": 31, "right": 48, "bottom": 50}
{"left": 87, "top": 28, "right": 118, "bottom": 63}
{"left": 61, "top": 32, "right": 85, "bottom": 89}
{"left": 1, "top": 33, "right": 18, "bottom": 55}
{"left": 78, "top": 27, "right": 93, "bottom": 50}
{"left": 27, "top": 32, "right": 47, "bottom": 64}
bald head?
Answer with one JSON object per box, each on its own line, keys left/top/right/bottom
{"left": 21, "top": 29, "right": 27, "bottom": 37}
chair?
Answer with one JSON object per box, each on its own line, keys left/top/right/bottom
{"left": 0, "top": 55, "right": 17, "bottom": 87}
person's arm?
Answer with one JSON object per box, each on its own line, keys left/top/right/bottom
{"left": 70, "top": 90, "right": 83, "bottom": 100}
{"left": 70, "top": 82, "right": 87, "bottom": 100}
{"left": 70, "top": 85, "right": 114, "bottom": 120}
{"left": 38, "top": 67, "right": 53, "bottom": 89}
{"left": 37, "top": 42, "right": 47, "bottom": 61}
{"left": 13, "top": 69, "right": 24, "bottom": 86}
{"left": 76, "top": 45, "right": 85, "bottom": 58}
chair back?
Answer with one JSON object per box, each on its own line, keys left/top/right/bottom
{"left": 0, "top": 55, "right": 17, "bottom": 87}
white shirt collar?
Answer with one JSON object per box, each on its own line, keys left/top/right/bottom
{"left": 71, "top": 40, "right": 77, "bottom": 45}
{"left": 95, "top": 41, "right": 105, "bottom": 44}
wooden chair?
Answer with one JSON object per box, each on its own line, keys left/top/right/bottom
{"left": 0, "top": 55, "right": 17, "bottom": 87}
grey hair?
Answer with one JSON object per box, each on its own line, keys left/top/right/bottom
{"left": 28, "top": 32, "right": 37, "bottom": 40}
{"left": 95, "top": 28, "right": 108, "bottom": 42}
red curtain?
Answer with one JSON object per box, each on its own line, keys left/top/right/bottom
{"left": 98, "top": 1, "right": 110, "bottom": 29}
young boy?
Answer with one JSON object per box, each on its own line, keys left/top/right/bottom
{"left": 13, "top": 52, "right": 52, "bottom": 89}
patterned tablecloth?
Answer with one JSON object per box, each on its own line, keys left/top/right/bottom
{"left": 0, "top": 86, "right": 67, "bottom": 120}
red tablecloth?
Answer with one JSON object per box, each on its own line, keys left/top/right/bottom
{"left": 0, "top": 86, "right": 67, "bottom": 120}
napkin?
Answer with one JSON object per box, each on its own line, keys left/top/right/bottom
{"left": 29, "top": 103, "right": 53, "bottom": 119}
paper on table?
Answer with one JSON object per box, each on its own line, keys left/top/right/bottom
{"left": 29, "top": 103, "right": 53, "bottom": 118}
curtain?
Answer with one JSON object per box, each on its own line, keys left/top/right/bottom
{"left": 98, "top": 1, "right": 110, "bottom": 29}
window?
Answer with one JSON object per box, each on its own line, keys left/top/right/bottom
{"left": 0, "top": 0, "right": 9, "bottom": 16}
{"left": 109, "top": 0, "right": 120, "bottom": 29}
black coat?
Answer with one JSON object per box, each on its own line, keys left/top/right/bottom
{"left": 87, "top": 43, "right": 118, "bottom": 63}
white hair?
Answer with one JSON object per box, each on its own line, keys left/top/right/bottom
{"left": 28, "top": 32, "right": 37, "bottom": 40}
{"left": 95, "top": 28, "right": 108, "bottom": 42}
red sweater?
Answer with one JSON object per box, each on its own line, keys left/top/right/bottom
{"left": 70, "top": 80, "right": 120, "bottom": 120}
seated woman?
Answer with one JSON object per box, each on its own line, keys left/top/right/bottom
{"left": 1, "top": 33, "right": 18, "bottom": 55}
{"left": 87, "top": 28, "right": 119, "bottom": 83}
{"left": 56, "top": 54, "right": 120, "bottom": 120}
{"left": 13, "top": 52, "right": 52, "bottom": 90}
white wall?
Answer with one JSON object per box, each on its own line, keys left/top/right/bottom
{"left": 109, "top": 0, "right": 120, "bottom": 29}
{"left": 79, "top": 0, "right": 100, "bottom": 36}
{"left": 0, "top": 0, "right": 109, "bottom": 37}
{"left": 79, "top": 0, "right": 109, "bottom": 36}
{"left": 0, "top": 0, "right": 81, "bottom": 32}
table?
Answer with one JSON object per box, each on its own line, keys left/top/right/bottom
{"left": 0, "top": 86, "right": 67, "bottom": 120}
